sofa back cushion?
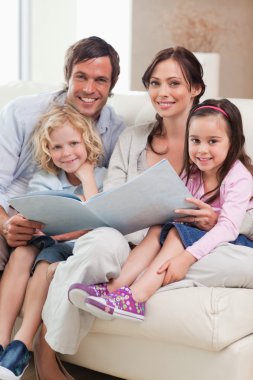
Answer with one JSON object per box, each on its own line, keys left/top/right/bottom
{"left": 0, "top": 81, "right": 253, "bottom": 158}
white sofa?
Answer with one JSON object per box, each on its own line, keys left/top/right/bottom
{"left": 1, "top": 81, "right": 253, "bottom": 380}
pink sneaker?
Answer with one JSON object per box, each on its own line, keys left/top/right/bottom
{"left": 85, "top": 286, "right": 145, "bottom": 322}
{"left": 68, "top": 283, "right": 109, "bottom": 312}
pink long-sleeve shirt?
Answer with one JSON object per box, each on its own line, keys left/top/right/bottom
{"left": 182, "top": 160, "right": 253, "bottom": 260}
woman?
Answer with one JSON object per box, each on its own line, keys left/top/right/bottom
{"left": 102, "top": 47, "right": 216, "bottom": 234}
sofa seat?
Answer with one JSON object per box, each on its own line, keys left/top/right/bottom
{"left": 89, "top": 287, "right": 253, "bottom": 352}
{"left": 60, "top": 287, "right": 253, "bottom": 380}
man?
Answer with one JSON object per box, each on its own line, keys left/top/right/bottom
{"left": 0, "top": 36, "right": 125, "bottom": 379}
{"left": 0, "top": 36, "right": 125, "bottom": 269}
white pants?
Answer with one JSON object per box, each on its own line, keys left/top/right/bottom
{"left": 43, "top": 226, "right": 253, "bottom": 354}
{"left": 42, "top": 227, "right": 130, "bottom": 354}
{"left": 160, "top": 243, "right": 253, "bottom": 292}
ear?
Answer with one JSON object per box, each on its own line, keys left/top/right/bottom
{"left": 191, "top": 85, "right": 202, "bottom": 98}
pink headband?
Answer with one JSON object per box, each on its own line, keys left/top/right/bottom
{"left": 194, "top": 105, "right": 229, "bottom": 118}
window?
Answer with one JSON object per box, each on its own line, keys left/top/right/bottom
{"left": 0, "top": 0, "right": 19, "bottom": 84}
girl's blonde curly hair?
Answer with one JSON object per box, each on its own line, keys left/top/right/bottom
{"left": 32, "top": 103, "right": 103, "bottom": 175}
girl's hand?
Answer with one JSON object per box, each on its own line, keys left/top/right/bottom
{"left": 157, "top": 250, "right": 196, "bottom": 286}
{"left": 174, "top": 197, "right": 219, "bottom": 231}
{"left": 74, "top": 161, "right": 95, "bottom": 183}
{"left": 74, "top": 161, "right": 98, "bottom": 200}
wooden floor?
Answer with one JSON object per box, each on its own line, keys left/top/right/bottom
{"left": 23, "top": 354, "right": 123, "bottom": 380}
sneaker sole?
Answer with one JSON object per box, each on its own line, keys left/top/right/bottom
{"left": 0, "top": 365, "right": 28, "bottom": 380}
{"left": 68, "top": 286, "right": 91, "bottom": 313}
{"left": 85, "top": 298, "right": 115, "bottom": 320}
{"left": 86, "top": 297, "right": 144, "bottom": 322}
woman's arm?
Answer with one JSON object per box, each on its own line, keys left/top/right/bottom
{"left": 103, "top": 131, "right": 131, "bottom": 191}
{"left": 103, "top": 123, "right": 152, "bottom": 191}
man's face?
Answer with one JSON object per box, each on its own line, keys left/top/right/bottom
{"left": 66, "top": 57, "right": 112, "bottom": 120}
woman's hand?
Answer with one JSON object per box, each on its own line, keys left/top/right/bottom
{"left": 157, "top": 250, "right": 196, "bottom": 286}
{"left": 174, "top": 197, "right": 219, "bottom": 231}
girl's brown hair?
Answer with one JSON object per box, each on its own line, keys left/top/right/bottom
{"left": 32, "top": 103, "right": 103, "bottom": 175}
{"left": 182, "top": 98, "right": 253, "bottom": 203}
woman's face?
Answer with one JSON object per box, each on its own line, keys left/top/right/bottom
{"left": 148, "top": 58, "right": 200, "bottom": 120}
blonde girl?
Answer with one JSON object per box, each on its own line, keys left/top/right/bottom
{"left": 0, "top": 103, "right": 105, "bottom": 379}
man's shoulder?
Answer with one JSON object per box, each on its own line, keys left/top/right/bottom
{"left": 101, "top": 104, "right": 124, "bottom": 125}
{"left": 97, "top": 104, "right": 125, "bottom": 140}
{"left": 3, "top": 90, "right": 63, "bottom": 117}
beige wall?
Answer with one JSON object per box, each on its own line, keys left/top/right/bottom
{"left": 131, "top": 0, "right": 253, "bottom": 98}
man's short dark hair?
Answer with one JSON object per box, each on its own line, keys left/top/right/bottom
{"left": 64, "top": 36, "right": 120, "bottom": 93}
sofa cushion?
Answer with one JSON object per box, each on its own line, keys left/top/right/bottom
{"left": 92, "top": 287, "right": 253, "bottom": 352}
{"left": 1, "top": 83, "right": 253, "bottom": 160}
{"left": 108, "top": 91, "right": 155, "bottom": 127}
{"left": 0, "top": 81, "right": 61, "bottom": 111}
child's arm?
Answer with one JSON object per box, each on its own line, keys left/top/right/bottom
{"left": 157, "top": 250, "right": 197, "bottom": 285}
{"left": 185, "top": 165, "right": 253, "bottom": 260}
{"left": 74, "top": 161, "right": 98, "bottom": 200}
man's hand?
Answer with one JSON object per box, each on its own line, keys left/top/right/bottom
{"left": 174, "top": 197, "right": 219, "bottom": 231}
{"left": 1, "top": 214, "right": 43, "bottom": 247}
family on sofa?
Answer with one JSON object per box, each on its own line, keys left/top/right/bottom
{"left": 0, "top": 35, "right": 253, "bottom": 380}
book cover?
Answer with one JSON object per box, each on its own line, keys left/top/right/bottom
{"left": 9, "top": 159, "right": 193, "bottom": 235}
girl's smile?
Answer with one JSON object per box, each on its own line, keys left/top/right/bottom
{"left": 48, "top": 122, "right": 88, "bottom": 176}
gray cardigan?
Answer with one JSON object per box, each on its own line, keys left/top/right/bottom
{"left": 103, "top": 122, "right": 154, "bottom": 191}
{"left": 103, "top": 122, "right": 154, "bottom": 244}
